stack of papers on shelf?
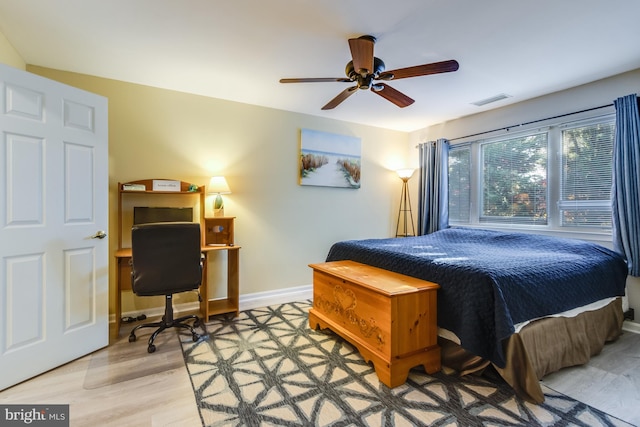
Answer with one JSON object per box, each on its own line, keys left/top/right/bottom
{"left": 122, "top": 183, "right": 146, "bottom": 191}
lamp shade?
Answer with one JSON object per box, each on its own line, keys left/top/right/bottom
{"left": 396, "top": 168, "right": 415, "bottom": 180}
{"left": 208, "top": 176, "right": 231, "bottom": 194}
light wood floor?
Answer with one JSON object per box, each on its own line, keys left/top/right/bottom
{"left": 1, "top": 322, "right": 639, "bottom": 427}
{"left": 0, "top": 322, "right": 202, "bottom": 427}
{"left": 542, "top": 329, "right": 640, "bottom": 426}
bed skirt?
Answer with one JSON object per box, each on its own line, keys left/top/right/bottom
{"left": 439, "top": 297, "right": 624, "bottom": 404}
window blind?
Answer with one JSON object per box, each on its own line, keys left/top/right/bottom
{"left": 560, "top": 121, "right": 614, "bottom": 228}
{"left": 480, "top": 133, "right": 548, "bottom": 224}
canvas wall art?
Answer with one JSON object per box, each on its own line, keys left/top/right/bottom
{"left": 299, "top": 128, "right": 361, "bottom": 189}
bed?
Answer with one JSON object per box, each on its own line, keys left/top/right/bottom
{"left": 325, "top": 227, "right": 628, "bottom": 403}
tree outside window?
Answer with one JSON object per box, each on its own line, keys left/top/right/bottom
{"left": 447, "top": 114, "right": 614, "bottom": 231}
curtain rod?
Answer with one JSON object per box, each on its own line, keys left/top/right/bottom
{"left": 445, "top": 103, "right": 613, "bottom": 142}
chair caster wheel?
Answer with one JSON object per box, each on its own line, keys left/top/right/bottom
{"left": 147, "top": 344, "right": 156, "bottom": 353}
{"left": 128, "top": 335, "right": 136, "bottom": 343}
{"left": 192, "top": 333, "right": 199, "bottom": 342}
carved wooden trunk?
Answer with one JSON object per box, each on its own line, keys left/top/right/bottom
{"left": 308, "top": 260, "right": 440, "bottom": 388}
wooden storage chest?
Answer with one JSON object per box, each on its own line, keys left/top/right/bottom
{"left": 309, "top": 260, "right": 440, "bottom": 387}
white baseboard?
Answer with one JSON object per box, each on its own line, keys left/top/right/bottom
{"left": 238, "top": 284, "right": 313, "bottom": 311}
{"left": 623, "top": 320, "right": 640, "bottom": 334}
{"left": 111, "top": 284, "right": 313, "bottom": 324}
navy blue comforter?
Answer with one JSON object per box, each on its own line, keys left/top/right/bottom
{"left": 325, "top": 228, "right": 627, "bottom": 367}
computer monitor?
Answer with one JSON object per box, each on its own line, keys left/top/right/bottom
{"left": 133, "top": 207, "right": 193, "bottom": 225}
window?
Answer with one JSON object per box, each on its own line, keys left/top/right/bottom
{"left": 448, "top": 114, "right": 614, "bottom": 231}
{"left": 560, "top": 121, "right": 615, "bottom": 228}
{"left": 448, "top": 146, "right": 470, "bottom": 223}
{"left": 481, "top": 133, "right": 547, "bottom": 224}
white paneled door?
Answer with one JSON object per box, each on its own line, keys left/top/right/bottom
{"left": 0, "top": 63, "right": 108, "bottom": 390}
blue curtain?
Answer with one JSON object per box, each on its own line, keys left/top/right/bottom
{"left": 417, "top": 139, "right": 449, "bottom": 235}
{"left": 612, "top": 94, "right": 640, "bottom": 276}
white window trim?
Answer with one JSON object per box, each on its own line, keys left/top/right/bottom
{"left": 449, "top": 114, "right": 615, "bottom": 245}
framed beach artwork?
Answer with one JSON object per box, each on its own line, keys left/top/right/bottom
{"left": 299, "top": 128, "right": 361, "bottom": 189}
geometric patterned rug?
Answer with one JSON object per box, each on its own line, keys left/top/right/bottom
{"left": 180, "top": 301, "right": 633, "bottom": 427}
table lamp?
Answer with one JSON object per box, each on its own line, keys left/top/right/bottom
{"left": 208, "top": 176, "right": 231, "bottom": 217}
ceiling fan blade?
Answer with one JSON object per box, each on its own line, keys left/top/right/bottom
{"left": 280, "top": 77, "right": 352, "bottom": 83}
{"left": 371, "top": 83, "right": 414, "bottom": 108}
{"left": 348, "top": 36, "right": 375, "bottom": 76}
{"left": 322, "top": 86, "right": 358, "bottom": 110}
{"left": 383, "top": 60, "right": 459, "bottom": 80}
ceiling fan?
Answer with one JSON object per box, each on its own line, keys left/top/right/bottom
{"left": 279, "top": 35, "right": 459, "bottom": 110}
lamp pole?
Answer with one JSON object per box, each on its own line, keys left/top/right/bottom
{"left": 395, "top": 170, "right": 415, "bottom": 237}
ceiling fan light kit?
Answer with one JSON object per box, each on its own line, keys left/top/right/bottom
{"left": 280, "top": 35, "right": 459, "bottom": 110}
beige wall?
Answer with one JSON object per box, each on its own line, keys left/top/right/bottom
{"left": 0, "top": 31, "right": 25, "bottom": 69}
{"left": 25, "top": 65, "right": 410, "bottom": 316}
{"left": 409, "top": 68, "right": 640, "bottom": 325}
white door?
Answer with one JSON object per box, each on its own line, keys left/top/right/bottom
{"left": 0, "top": 63, "right": 108, "bottom": 390}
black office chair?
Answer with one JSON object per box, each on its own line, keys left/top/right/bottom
{"left": 128, "top": 222, "right": 202, "bottom": 353}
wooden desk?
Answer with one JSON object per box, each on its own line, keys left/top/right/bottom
{"left": 114, "top": 245, "right": 240, "bottom": 336}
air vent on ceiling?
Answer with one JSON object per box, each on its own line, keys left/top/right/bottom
{"left": 471, "top": 93, "right": 512, "bottom": 107}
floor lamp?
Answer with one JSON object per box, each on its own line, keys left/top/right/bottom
{"left": 395, "top": 168, "right": 416, "bottom": 237}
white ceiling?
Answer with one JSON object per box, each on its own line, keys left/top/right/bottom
{"left": 1, "top": 0, "right": 639, "bottom": 132}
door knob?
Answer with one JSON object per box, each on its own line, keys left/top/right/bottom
{"left": 91, "top": 230, "right": 107, "bottom": 239}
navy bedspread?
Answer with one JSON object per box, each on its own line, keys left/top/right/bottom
{"left": 325, "top": 227, "right": 627, "bottom": 367}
